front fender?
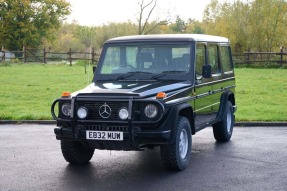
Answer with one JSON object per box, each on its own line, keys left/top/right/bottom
{"left": 160, "top": 103, "right": 194, "bottom": 144}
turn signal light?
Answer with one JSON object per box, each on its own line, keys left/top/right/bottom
{"left": 156, "top": 92, "right": 166, "bottom": 99}
{"left": 61, "top": 91, "right": 71, "bottom": 98}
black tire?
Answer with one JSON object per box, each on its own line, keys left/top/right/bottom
{"left": 61, "top": 141, "right": 94, "bottom": 164}
{"left": 213, "top": 101, "right": 234, "bottom": 142}
{"left": 160, "top": 116, "right": 192, "bottom": 171}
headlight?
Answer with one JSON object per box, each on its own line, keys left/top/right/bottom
{"left": 119, "top": 108, "right": 129, "bottom": 120}
{"left": 77, "top": 107, "right": 88, "bottom": 119}
{"left": 144, "top": 104, "right": 158, "bottom": 118}
{"left": 61, "top": 103, "right": 71, "bottom": 116}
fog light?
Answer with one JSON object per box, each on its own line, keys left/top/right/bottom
{"left": 77, "top": 107, "right": 88, "bottom": 119}
{"left": 119, "top": 108, "right": 129, "bottom": 120}
{"left": 144, "top": 104, "right": 158, "bottom": 118}
{"left": 61, "top": 103, "right": 71, "bottom": 116}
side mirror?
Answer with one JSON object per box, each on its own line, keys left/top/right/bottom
{"left": 92, "top": 66, "right": 97, "bottom": 73}
{"left": 202, "top": 65, "right": 211, "bottom": 78}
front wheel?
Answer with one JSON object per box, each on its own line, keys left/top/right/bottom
{"left": 160, "top": 116, "right": 192, "bottom": 171}
{"left": 212, "top": 101, "right": 234, "bottom": 142}
{"left": 61, "top": 141, "right": 94, "bottom": 164}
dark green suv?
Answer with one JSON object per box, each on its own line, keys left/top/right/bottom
{"left": 51, "top": 34, "right": 236, "bottom": 171}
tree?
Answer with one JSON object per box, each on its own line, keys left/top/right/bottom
{"left": 95, "top": 22, "right": 138, "bottom": 49}
{"left": 227, "top": 1, "right": 251, "bottom": 53}
{"left": 202, "top": 0, "right": 287, "bottom": 53}
{"left": 76, "top": 26, "right": 97, "bottom": 48}
{"left": 52, "top": 21, "right": 84, "bottom": 52}
{"left": 137, "top": 0, "right": 169, "bottom": 35}
{"left": 170, "top": 15, "right": 186, "bottom": 33}
{"left": 249, "top": 0, "right": 287, "bottom": 52}
{"left": 0, "top": 0, "right": 71, "bottom": 50}
{"left": 185, "top": 19, "right": 205, "bottom": 34}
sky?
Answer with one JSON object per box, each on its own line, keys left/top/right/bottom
{"left": 66, "top": 0, "right": 211, "bottom": 26}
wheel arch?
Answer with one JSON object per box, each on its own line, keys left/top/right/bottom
{"left": 167, "top": 103, "right": 195, "bottom": 144}
{"left": 178, "top": 106, "right": 195, "bottom": 135}
{"left": 217, "top": 90, "right": 236, "bottom": 121}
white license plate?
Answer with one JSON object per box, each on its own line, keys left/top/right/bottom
{"left": 86, "top": 131, "right": 123, "bottom": 141}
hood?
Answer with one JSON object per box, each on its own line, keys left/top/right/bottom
{"left": 72, "top": 80, "right": 191, "bottom": 98}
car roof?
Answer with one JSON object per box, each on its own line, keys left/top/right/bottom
{"left": 106, "top": 34, "right": 229, "bottom": 43}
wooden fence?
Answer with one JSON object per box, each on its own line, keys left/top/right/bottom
{"left": 1, "top": 46, "right": 286, "bottom": 66}
{"left": 0, "top": 46, "right": 99, "bottom": 66}
{"left": 233, "top": 47, "right": 287, "bottom": 66}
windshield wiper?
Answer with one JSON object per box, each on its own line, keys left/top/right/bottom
{"left": 127, "top": 71, "right": 153, "bottom": 74}
{"left": 150, "top": 71, "right": 186, "bottom": 80}
{"left": 150, "top": 73, "right": 167, "bottom": 80}
{"left": 116, "top": 74, "right": 134, "bottom": 80}
{"left": 116, "top": 71, "right": 152, "bottom": 80}
{"left": 162, "top": 70, "right": 187, "bottom": 74}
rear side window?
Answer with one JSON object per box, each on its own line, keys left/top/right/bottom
{"left": 220, "top": 46, "right": 233, "bottom": 72}
{"left": 195, "top": 44, "right": 206, "bottom": 78}
{"left": 208, "top": 44, "right": 220, "bottom": 74}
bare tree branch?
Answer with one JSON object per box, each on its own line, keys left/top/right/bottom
{"left": 141, "top": 0, "right": 157, "bottom": 34}
{"left": 144, "top": 20, "right": 167, "bottom": 34}
{"left": 138, "top": 0, "right": 166, "bottom": 35}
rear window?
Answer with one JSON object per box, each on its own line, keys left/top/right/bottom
{"left": 208, "top": 44, "right": 220, "bottom": 74}
{"left": 220, "top": 46, "right": 233, "bottom": 72}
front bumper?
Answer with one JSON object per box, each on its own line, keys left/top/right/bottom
{"left": 54, "top": 127, "right": 171, "bottom": 150}
{"left": 51, "top": 97, "right": 172, "bottom": 150}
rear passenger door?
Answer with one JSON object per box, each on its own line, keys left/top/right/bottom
{"left": 208, "top": 44, "right": 223, "bottom": 117}
{"left": 211, "top": 43, "right": 235, "bottom": 116}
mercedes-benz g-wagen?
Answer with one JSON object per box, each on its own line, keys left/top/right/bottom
{"left": 51, "top": 34, "right": 236, "bottom": 171}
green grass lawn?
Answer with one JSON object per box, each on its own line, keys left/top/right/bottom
{"left": 0, "top": 63, "right": 286, "bottom": 121}
{"left": 0, "top": 63, "right": 94, "bottom": 120}
{"left": 235, "top": 68, "right": 287, "bottom": 121}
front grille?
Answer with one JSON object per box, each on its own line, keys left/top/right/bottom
{"left": 81, "top": 125, "right": 129, "bottom": 132}
{"left": 75, "top": 100, "right": 161, "bottom": 122}
{"left": 77, "top": 101, "right": 129, "bottom": 120}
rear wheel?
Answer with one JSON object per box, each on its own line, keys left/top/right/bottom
{"left": 213, "top": 101, "right": 234, "bottom": 142}
{"left": 61, "top": 141, "right": 94, "bottom": 164}
{"left": 160, "top": 116, "right": 192, "bottom": 171}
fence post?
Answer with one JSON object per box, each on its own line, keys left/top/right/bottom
{"left": 2, "top": 50, "right": 5, "bottom": 62}
{"left": 92, "top": 47, "right": 95, "bottom": 64}
{"left": 1, "top": 46, "right": 3, "bottom": 62}
{"left": 68, "top": 48, "right": 72, "bottom": 66}
{"left": 245, "top": 49, "right": 250, "bottom": 65}
{"left": 43, "top": 47, "right": 47, "bottom": 64}
{"left": 280, "top": 47, "right": 283, "bottom": 67}
{"left": 23, "top": 46, "right": 27, "bottom": 63}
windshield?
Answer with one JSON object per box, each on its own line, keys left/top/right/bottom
{"left": 99, "top": 43, "right": 192, "bottom": 78}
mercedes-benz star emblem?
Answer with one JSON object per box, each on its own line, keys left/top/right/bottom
{"left": 99, "top": 103, "right": 112, "bottom": 118}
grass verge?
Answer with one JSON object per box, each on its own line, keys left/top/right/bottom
{"left": 0, "top": 63, "right": 93, "bottom": 120}
{"left": 235, "top": 68, "right": 287, "bottom": 121}
{"left": 0, "top": 64, "right": 286, "bottom": 121}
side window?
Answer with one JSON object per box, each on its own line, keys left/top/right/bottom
{"left": 208, "top": 44, "right": 220, "bottom": 74}
{"left": 195, "top": 44, "right": 206, "bottom": 78}
{"left": 220, "top": 46, "right": 233, "bottom": 72}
